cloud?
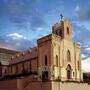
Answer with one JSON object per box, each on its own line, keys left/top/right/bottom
{"left": 73, "top": 23, "right": 90, "bottom": 72}
{"left": 7, "top": 33, "right": 26, "bottom": 40}
{"left": 81, "top": 54, "right": 87, "bottom": 60}
{"left": 36, "top": 27, "right": 44, "bottom": 31}
{"left": 75, "top": 6, "right": 90, "bottom": 21}
{"left": 82, "top": 58, "right": 90, "bottom": 72}
{"left": 0, "top": 0, "right": 47, "bottom": 31}
{"left": 86, "top": 47, "right": 90, "bottom": 51}
{"left": 72, "top": 22, "right": 90, "bottom": 59}
{"left": 75, "top": 6, "right": 80, "bottom": 12}
{"left": 30, "top": 15, "right": 46, "bottom": 30}
{"left": 0, "top": 35, "right": 35, "bottom": 51}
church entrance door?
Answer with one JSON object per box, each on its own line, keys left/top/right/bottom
{"left": 66, "top": 64, "right": 72, "bottom": 79}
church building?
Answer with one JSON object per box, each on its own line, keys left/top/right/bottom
{"left": 0, "top": 17, "right": 83, "bottom": 82}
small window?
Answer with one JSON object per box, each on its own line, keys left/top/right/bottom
{"left": 30, "top": 61, "right": 31, "bottom": 71}
{"left": 67, "top": 50, "right": 71, "bottom": 62}
{"left": 56, "top": 55, "right": 58, "bottom": 66}
{"left": 45, "top": 55, "right": 47, "bottom": 66}
{"left": 73, "top": 72, "right": 75, "bottom": 77}
{"left": 67, "top": 27, "right": 69, "bottom": 34}
{"left": 77, "top": 61, "right": 79, "bottom": 70}
{"left": 56, "top": 29, "right": 62, "bottom": 37}
{"left": 16, "top": 65, "right": 18, "bottom": 73}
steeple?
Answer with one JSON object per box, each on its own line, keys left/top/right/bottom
{"left": 52, "top": 15, "right": 72, "bottom": 41}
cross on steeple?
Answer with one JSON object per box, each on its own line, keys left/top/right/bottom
{"left": 60, "top": 14, "right": 63, "bottom": 21}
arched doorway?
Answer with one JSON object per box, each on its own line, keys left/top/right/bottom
{"left": 42, "top": 71, "right": 48, "bottom": 81}
{"left": 66, "top": 64, "right": 72, "bottom": 79}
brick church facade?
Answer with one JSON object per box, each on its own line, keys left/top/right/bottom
{"left": 0, "top": 17, "right": 88, "bottom": 90}
{"left": 0, "top": 18, "right": 83, "bottom": 82}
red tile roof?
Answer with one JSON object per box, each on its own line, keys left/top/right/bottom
{"left": 9, "top": 47, "right": 38, "bottom": 65}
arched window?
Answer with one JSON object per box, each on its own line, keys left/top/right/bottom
{"left": 67, "top": 64, "right": 71, "bottom": 70}
{"left": 67, "top": 50, "right": 71, "bottom": 62}
{"left": 67, "top": 27, "right": 69, "bottom": 34}
{"left": 77, "top": 61, "right": 79, "bottom": 70}
{"left": 56, "top": 55, "right": 58, "bottom": 66}
{"left": 45, "top": 55, "right": 47, "bottom": 66}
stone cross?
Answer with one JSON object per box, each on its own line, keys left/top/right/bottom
{"left": 60, "top": 14, "right": 63, "bottom": 21}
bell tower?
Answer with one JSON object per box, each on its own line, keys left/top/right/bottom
{"left": 52, "top": 15, "right": 72, "bottom": 41}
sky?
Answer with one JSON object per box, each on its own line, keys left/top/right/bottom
{"left": 0, "top": 0, "right": 90, "bottom": 72}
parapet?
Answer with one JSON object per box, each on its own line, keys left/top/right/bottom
{"left": 37, "top": 34, "right": 52, "bottom": 45}
{"left": 9, "top": 47, "right": 38, "bottom": 65}
{"left": 37, "top": 34, "right": 61, "bottom": 45}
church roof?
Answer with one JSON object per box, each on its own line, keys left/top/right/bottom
{"left": 9, "top": 47, "right": 38, "bottom": 65}
{"left": 0, "top": 48, "right": 18, "bottom": 55}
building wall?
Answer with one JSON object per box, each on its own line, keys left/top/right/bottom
{"left": 51, "top": 34, "right": 61, "bottom": 80}
{"left": 41, "top": 34, "right": 82, "bottom": 81}
{"left": 37, "top": 35, "right": 52, "bottom": 80}
{"left": 37, "top": 35, "right": 52, "bottom": 67}
{"left": 60, "top": 39, "right": 82, "bottom": 81}
{"left": 52, "top": 81, "right": 90, "bottom": 90}
{"left": 7, "top": 58, "right": 38, "bottom": 75}
{"left": 1, "top": 78, "right": 90, "bottom": 90}
{"left": 37, "top": 20, "right": 82, "bottom": 82}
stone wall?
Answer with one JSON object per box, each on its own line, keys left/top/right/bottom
{"left": 52, "top": 81, "right": 90, "bottom": 90}
{"left": 0, "top": 78, "right": 90, "bottom": 90}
